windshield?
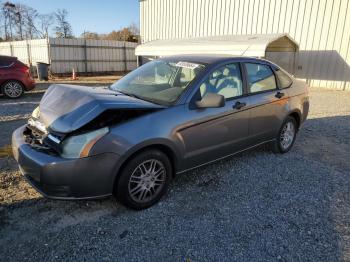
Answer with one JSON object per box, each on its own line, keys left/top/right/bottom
{"left": 110, "top": 60, "right": 205, "bottom": 105}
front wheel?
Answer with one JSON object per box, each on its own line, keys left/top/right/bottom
{"left": 115, "top": 149, "right": 172, "bottom": 210}
{"left": 271, "top": 116, "right": 297, "bottom": 154}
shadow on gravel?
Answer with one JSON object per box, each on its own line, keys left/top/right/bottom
{"left": 0, "top": 115, "right": 349, "bottom": 261}
{"left": 298, "top": 115, "right": 350, "bottom": 173}
{"left": 0, "top": 119, "right": 27, "bottom": 148}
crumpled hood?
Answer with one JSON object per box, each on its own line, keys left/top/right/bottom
{"left": 38, "top": 84, "right": 165, "bottom": 133}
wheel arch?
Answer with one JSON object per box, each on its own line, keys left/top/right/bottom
{"left": 112, "top": 142, "right": 179, "bottom": 192}
{"left": 288, "top": 110, "right": 302, "bottom": 129}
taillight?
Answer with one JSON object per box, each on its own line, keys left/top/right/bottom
{"left": 14, "top": 61, "right": 29, "bottom": 71}
{"left": 16, "top": 63, "right": 31, "bottom": 77}
{"left": 19, "top": 65, "right": 29, "bottom": 73}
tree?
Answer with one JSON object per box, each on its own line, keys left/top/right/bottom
{"left": 13, "top": 4, "right": 24, "bottom": 39}
{"left": 0, "top": 2, "right": 40, "bottom": 40}
{"left": 38, "top": 13, "right": 54, "bottom": 38}
{"left": 2, "top": 2, "right": 16, "bottom": 40}
{"left": 128, "top": 22, "right": 139, "bottom": 36}
{"left": 81, "top": 31, "right": 99, "bottom": 40}
{"left": 21, "top": 5, "right": 40, "bottom": 39}
{"left": 101, "top": 23, "right": 140, "bottom": 42}
{"left": 54, "top": 9, "right": 73, "bottom": 38}
{"left": 0, "top": 3, "right": 139, "bottom": 42}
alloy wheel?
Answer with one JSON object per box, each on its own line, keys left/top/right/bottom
{"left": 280, "top": 121, "right": 295, "bottom": 150}
{"left": 3, "top": 81, "right": 23, "bottom": 98}
{"left": 128, "top": 159, "right": 166, "bottom": 203}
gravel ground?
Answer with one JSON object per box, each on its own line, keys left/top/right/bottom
{"left": 0, "top": 84, "right": 349, "bottom": 262}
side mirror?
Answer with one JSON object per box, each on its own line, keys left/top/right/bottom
{"left": 196, "top": 93, "right": 225, "bottom": 108}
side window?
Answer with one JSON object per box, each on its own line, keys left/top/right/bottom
{"left": 245, "top": 63, "right": 277, "bottom": 93}
{"left": 275, "top": 67, "right": 293, "bottom": 88}
{"left": 199, "top": 63, "right": 243, "bottom": 100}
{"left": 0, "top": 58, "right": 14, "bottom": 68}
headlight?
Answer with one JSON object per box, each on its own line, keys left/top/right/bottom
{"left": 60, "top": 127, "right": 109, "bottom": 159}
{"left": 31, "top": 106, "right": 40, "bottom": 119}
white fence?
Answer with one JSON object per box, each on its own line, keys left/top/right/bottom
{"left": 0, "top": 38, "right": 138, "bottom": 74}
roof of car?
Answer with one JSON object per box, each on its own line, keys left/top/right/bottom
{"left": 160, "top": 55, "right": 270, "bottom": 65}
{"left": 0, "top": 55, "right": 17, "bottom": 60}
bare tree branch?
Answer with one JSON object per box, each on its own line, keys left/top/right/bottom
{"left": 54, "top": 9, "right": 73, "bottom": 38}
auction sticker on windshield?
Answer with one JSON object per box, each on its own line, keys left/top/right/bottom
{"left": 175, "top": 61, "right": 200, "bottom": 69}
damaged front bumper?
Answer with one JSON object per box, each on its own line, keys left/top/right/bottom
{"left": 12, "top": 125, "right": 121, "bottom": 199}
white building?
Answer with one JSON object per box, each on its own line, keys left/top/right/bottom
{"left": 139, "top": 0, "right": 350, "bottom": 90}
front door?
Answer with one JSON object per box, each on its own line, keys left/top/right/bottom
{"left": 178, "top": 63, "right": 251, "bottom": 169}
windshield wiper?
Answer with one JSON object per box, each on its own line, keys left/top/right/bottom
{"left": 113, "top": 89, "right": 145, "bottom": 100}
{"left": 110, "top": 87, "right": 164, "bottom": 106}
{"left": 107, "top": 85, "right": 113, "bottom": 90}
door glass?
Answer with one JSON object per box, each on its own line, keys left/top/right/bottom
{"left": 199, "top": 63, "right": 243, "bottom": 99}
{"left": 0, "top": 57, "right": 14, "bottom": 67}
{"left": 275, "top": 67, "right": 293, "bottom": 88}
{"left": 245, "top": 63, "right": 277, "bottom": 93}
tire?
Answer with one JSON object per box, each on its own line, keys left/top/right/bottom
{"left": 2, "top": 80, "right": 24, "bottom": 98}
{"left": 271, "top": 116, "right": 297, "bottom": 154}
{"left": 115, "top": 149, "right": 172, "bottom": 210}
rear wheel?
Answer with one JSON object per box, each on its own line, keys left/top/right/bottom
{"left": 2, "top": 80, "right": 24, "bottom": 98}
{"left": 271, "top": 116, "right": 297, "bottom": 154}
{"left": 115, "top": 149, "right": 172, "bottom": 210}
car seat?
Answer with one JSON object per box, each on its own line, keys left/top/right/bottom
{"left": 216, "top": 66, "right": 242, "bottom": 98}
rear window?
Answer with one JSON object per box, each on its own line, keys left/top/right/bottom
{"left": 0, "top": 57, "right": 16, "bottom": 67}
{"left": 15, "top": 60, "right": 29, "bottom": 68}
{"left": 275, "top": 68, "right": 293, "bottom": 88}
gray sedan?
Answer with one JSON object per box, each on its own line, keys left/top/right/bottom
{"left": 12, "top": 55, "right": 309, "bottom": 209}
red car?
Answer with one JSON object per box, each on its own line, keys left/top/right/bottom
{"left": 0, "top": 56, "right": 35, "bottom": 98}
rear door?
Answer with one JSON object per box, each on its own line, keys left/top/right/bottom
{"left": 178, "top": 62, "right": 250, "bottom": 169}
{"left": 243, "top": 62, "right": 288, "bottom": 145}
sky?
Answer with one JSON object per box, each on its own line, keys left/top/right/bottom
{"left": 19, "top": 0, "right": 140, "bottom": 36}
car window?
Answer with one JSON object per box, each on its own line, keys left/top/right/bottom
{"left": 245, "top": 63, "right": 277, "bottom": 93}
{"left": 275, "top": 67, "right": 293, "bottom": 88}
{"left": 199, "top": 63, "right": 243, "bottom": 100}
{"left": 0, "top": 57, "right": 15, "bottom": 67}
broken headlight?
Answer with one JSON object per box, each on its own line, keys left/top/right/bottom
{"left": 31, "top": 106, "right": 40, "bottom": 119}
{"left": 60, "top": 127, "right": 109, "bottom": 159}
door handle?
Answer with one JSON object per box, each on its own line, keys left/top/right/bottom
{"left": 233, "top": 101, "right": 246, "bottom": 110}
{"left": 275, "top": 91, "right": 285, "bottom": 99}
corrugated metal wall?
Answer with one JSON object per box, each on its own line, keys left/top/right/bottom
{"left": 0, "top": 38, "right": 137, "bottom": 74}
{"left": 140, "top": 0, "right": 350, "bottom": 90}
{"left": 49, "top": 38, "right": 137, "bottom": 73}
